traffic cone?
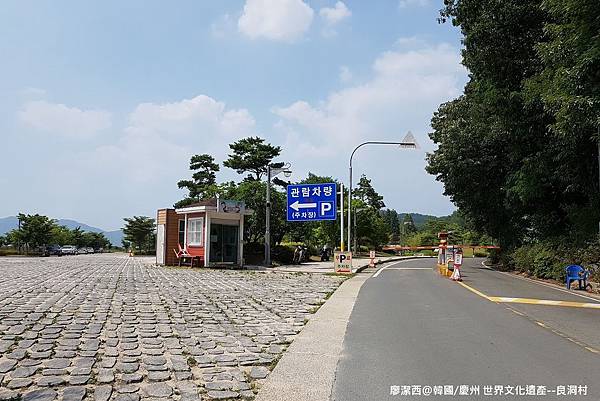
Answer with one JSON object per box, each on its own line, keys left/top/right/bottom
{"left": 450, "top": 266, "right": 462, "bottom": 281}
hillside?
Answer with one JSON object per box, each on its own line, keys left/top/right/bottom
{"left": 0, "top": 216, "right": 123, "bottom": 246}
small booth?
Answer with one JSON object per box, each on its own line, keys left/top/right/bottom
{"left": 156, "top": 198, "right": 252, "bottom": 267}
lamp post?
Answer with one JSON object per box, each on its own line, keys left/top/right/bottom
{"left": 348, "top": 133, "right": 418, "bottom": 255}
{"left": 265, "top": 163, "right": 292, "bottom": 266}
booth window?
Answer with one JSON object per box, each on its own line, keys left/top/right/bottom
{"left": 178, "top": 220, "right": 185, "bottom": 246}
{"left": 187, "top": 218, "right": 204, "bottom": 246}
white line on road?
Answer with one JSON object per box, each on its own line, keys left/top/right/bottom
{"left": 481, "top": 261, "right": 600, "bottom": 302}
{"left": 372, "top": 260, "right": 429, "bottom": 278}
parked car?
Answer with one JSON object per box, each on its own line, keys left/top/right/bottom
{"left": 86, "top": 247, "right": 95, "bottom": 254}
{"left": 43, "top": 245, "right": 63, "bottom": 256}
{"left": 76, "top": 247, "right": 87, "bottom": 254}
{"left": 94, "top": 247, "right": 104, "bottom": 254}
{"left": 61, "top": 245, "right": 77, "bottom": 255}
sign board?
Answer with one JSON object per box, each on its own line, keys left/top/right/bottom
{"left": 218, "top": 200, "right": 245, "bottom": 214}
{"left": 286, "top": 183, "right": 337, "bottom": 222}
{"left": 334, "top": 251, "right": 352, "bottom": 273}
{"left": 454, "top": 252, "right": 463, "bottom": 266}
{"left": 369, "top": 250, "right": 376, "bottom": 267}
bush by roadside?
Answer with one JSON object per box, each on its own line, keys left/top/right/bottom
{"left": 498, "top": 238, "right": 600, "bottom": 283}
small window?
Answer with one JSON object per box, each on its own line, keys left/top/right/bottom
{"left": 187, "top": 218, "right": 204, "bottom": 246}
{"left": 178, "top": 220, "right": 185, "bottom": 246}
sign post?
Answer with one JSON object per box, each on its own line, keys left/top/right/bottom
{"left": 369, "top": 250, "right": 376, "bottom": 268}
{"left": 286, "top": 183, "right": 337, "bottom": 222}
{"left": 334, "top": 251, "right": 352, "bottom": 273}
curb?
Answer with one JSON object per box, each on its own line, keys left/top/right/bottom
{"left": 254, "top": 271, "right": 370, "bottom": 401}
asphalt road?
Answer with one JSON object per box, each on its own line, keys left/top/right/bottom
{"left": 332, "top": 258, "right": 600, "bottom": 401}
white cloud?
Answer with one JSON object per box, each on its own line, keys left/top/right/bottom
{"left": 274, "top": 43, "right": 464, "bottom": 145}
{"left": 19, "top": 100, "right": 111, "bottom": 138}
{"left": 398, "top": 0, "right": 430, "bottom": 8}
{"left": 319, "top": 1, "right": 351, "bottom": 25}
{"left": 85, "top": 95, "right": 256, "bottom": 185}
{"left": 272, "top": 42, "right": 466, "bottom": 214}
{"left": 339, "top": 65, "right": 352, "bottom": 83}
{"left": 238, "top": 0, "right": 314, "bottom": 42}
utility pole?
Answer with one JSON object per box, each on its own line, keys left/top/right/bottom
{"left": 340, "top": 183, "right": 344, "bottom": 251}
{"left": 265, "top": 166, "right": 272, "bottom": 266}
{"left": 264, "top": 163, "right": 292, "bottom": 266}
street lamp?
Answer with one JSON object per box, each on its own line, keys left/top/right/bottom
{"left": 347, "top": 132, "right": 418, "bottom": 254}
{"left": 265, "top": 162, "right": 292, "bottom": 266}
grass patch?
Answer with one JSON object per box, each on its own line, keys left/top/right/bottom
{"left": 325, "top": 272, "right": 356, "bottom": 278}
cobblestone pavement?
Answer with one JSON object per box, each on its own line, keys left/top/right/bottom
{"left": 0, "top": 254, "right": 344, "bottom": 401}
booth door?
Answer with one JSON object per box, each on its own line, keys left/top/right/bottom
{"left": 156, "top": 224, "right": 165, "bottom": 265}
{"left": 210, "top": 224, "right": 238, "bottom": 263}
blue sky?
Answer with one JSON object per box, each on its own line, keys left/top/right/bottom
{"left": 0, "top": 0, "right": 467, "bottom": 230}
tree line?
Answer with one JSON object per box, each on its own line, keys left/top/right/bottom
{"left": 426, "top": 0, "right": 600, "bottom": 280}
{"left": 0, "top": 214, "right": 112, "bottom": 253}
{"left": 173, "top": 136, "right": 491, "bottom": 260}
{"left": 174, "top": 137, "right": 397, "bottom": 256}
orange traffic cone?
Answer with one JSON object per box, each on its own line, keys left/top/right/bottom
{"left": 450, "top": 266, "right": 462, "bottom": 281}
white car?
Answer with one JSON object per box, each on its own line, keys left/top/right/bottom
{"left": 61, "top": 245, "right": 77, "bottom": 255}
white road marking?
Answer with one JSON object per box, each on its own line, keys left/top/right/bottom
{"left": 372, "top": 260, "right": 429, "bottom": 278}
{"left": 481, "top": 261, "right": 600, "bottom": 302}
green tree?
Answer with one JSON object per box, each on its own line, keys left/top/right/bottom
{"left": 524, "top": 0, "right": 600, "bottom": 241}
{"left": 428, "top": 0, "right": 554, "bottom": 248}
{"left": 223, "top": 137, "right": 282, "bottom": 180}
{"left": 176, "top": 154, "right": 220, "bottom": 208}
{"left": 0, "top": 235, "right": 5, "bottom": 247}
{"left": 50, "top": 225, "right": 73, "bottom": 245}
{"left": 70, "top": 227, "right": 85, "bottom": 248}
{"left": 381, "top": 209, "right": 401, "bottom": 243}
{"left": 10, "top": 214, "right": 57, "bottom": 253}
{"left": 223, "top": 180, "right": 287, "bottom": 245}
{"left": 122, "top": 216, "right": 156, "bottom": 253}
{"left": 354, "top": 175, "right": 385, "bottom": 210}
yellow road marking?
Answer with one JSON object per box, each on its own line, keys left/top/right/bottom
{"left": 459, "top": 279, "right": 600, "bottom": 355}
{"left": 457, "top": 281, "right": 600, "bottom": 309}
{"left": 488, "top": 297, "right": 600, "bottom": 309}
{"left": 457, "top": 282, "right": 494, "bottom": 301}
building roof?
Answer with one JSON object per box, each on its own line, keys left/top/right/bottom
{"left": 183, "top": 198, "right": 218, "bottom": 208}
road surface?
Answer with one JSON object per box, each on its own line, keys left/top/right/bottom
{"left": 333, "top": 258, "right": 600, "bottom": 400}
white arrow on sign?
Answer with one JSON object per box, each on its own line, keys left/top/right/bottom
{"left": 290, "top": 200, "right": 317, "bottom": 211}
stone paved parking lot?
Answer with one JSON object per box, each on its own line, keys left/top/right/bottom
{"left": 0, "top": 254, "right": 344, "bottom": 401}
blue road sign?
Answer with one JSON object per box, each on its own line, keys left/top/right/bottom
{"left": 287, "top": 183, "right": 337, "bottom": 222}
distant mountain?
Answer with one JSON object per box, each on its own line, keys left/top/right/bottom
{"left": 398, "top": 213, "right": 445, "bottom": 228}
{"left": 0, "top": 216, "right": 123, "bottom": 246}
{"left": 0, "top": 216, "right": 18, "bottom": 234}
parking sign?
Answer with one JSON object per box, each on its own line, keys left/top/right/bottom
{"left": 287, "top": 183, "right": 337, "bottom": 221}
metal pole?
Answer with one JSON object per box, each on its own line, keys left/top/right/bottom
{"left": 598, "top": 125, "right": 600, "bottom": 235}
{"left": 340, "top": 183, "right": 344, "bottom": 251}
{"left": 348, "top": 164, "right": 352, "bottom": 255}
{"left": 353, "top": 207, "right": 357, "bottom": 254}
{"left": 348, "top": 141, "right": 415, "bottom": 257}
{"left": 265, "top": 166, "right": 271, "bottom": 266}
